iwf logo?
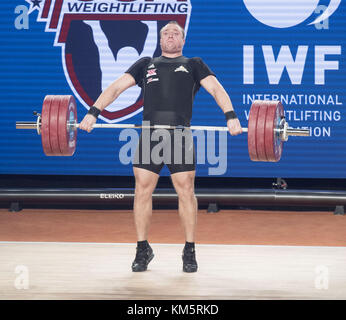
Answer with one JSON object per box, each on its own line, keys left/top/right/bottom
{"left": 243, "top": 0, "right": 341, "bottom": 28}
{"left": 24, "top": 0, "right": 192, "bottom": 123}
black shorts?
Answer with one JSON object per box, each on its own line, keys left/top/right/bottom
{"left": 133, "top": 128, "right": 196, "bottom": 175}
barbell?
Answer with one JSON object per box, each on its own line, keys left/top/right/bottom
{"left": 15, "top": 95, "right": 310, "bottom": 162}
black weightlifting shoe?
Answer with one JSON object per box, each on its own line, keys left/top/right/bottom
{"left": 182, "top": 247, "right": 198, "bottom": 273}
{"left": 132, "top": 245, "right": 154, "bottom": 272}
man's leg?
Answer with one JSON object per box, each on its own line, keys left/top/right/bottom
{"left": 171, "top": 170, "right": 198, "bottom": 272}
{"left": 131, "top": 166, "right": 159, "bottom": 272}
{"left": 133, "top": 166, "right": 159, "bottom": 241}
{"left": 170, "top": 170, "right": 197, "bottom": 242}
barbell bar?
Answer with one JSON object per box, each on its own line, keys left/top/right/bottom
{"left": 15, "top": 95, "right": 310, "bottom": 161}
{"left": 16, "top": 120, "right": 307, "bottom": 135}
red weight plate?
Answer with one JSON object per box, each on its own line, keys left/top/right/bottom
{"left": 274, "top": 102, "right": 284, "bottom": 161}
{"left": 41, "top": 95, "right": 54, "bottom": 156}
{"left": 247, "top": 101, "right": 260, "bottom": 161}
{"left": 58, "top": 95, "right": 77, "bottom": 156}
{"left": 265, "top": 101, "right": 284, "bottom": 162}
{"left": 255, "top": 103, "right": 269, "bottom": 161}
{"left": 49, "top": 96, "right": 63, "bottom": 156}
{"left": 264, "top": 102, "right": 277, "bottom": 162}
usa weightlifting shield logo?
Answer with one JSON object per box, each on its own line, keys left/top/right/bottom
{"left": 26, "top": 0, "right": 192, "bottom": 123}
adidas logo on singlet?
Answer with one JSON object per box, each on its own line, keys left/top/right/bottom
{"left": 174, "top": 65, "right": 189, "bottom": 73}
{"left": 148, "top": 64, "right": 155, "bottom": 69}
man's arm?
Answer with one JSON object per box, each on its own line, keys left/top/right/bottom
{"left": 200, "top": 75, "right": 243, "bottom": 136}
{"left": 79, "top": 73, "right": 136, "bottom": 132}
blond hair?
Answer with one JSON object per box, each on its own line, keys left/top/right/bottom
{"left": 159, "top": 21, "right": 185, "bottom": 39}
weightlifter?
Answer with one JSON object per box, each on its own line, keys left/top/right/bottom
{"left": 80, "top": 21, "right": 243, "bottom": 272}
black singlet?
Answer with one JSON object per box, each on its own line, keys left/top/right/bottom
{"left": 126, "top": 55, "right": 215, "bottom": 126}
{"left": 125, "top": 55, "right": 215, "bottom": 174}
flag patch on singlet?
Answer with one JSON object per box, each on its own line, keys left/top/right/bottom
{"left": 146, "top": 69, "right": 157, "bottom": 77}
{"left": 174, "top": 65, "right": 189, "bottom": 73}
{"left": 147, "top": 77, "right": 159, "bottom": 83}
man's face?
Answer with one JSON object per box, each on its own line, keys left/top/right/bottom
{"left": 160, "top": 24, "right": 185, "bottom": 55}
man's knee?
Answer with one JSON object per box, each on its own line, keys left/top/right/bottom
{"left": 135, "top": 182, "right": 155, "bottom": 200}
{"left": 134, "top": 169, "right": 158, "bottom": 200}
{"left": 172, "top": 172, "right": 196, "bottom": 199}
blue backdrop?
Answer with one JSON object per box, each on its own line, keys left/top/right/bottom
{"left": 1, "top": 0, "right": 345, "bottom": 178}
